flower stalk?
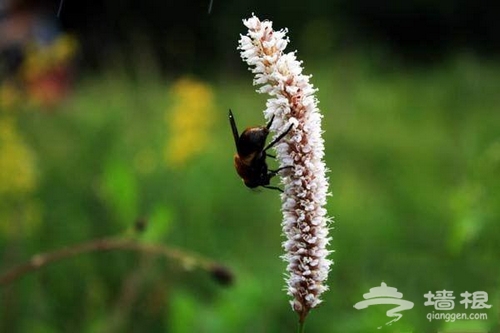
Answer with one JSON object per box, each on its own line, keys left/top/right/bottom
{"left": 238, "top": 14, "right": 332, "bottom": 323}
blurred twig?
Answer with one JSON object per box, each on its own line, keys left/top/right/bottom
{"left": 105, "top": 255, "right": 156, "bottom": 333}
{"left": 57, "top": 0, "right": 64, "bottom": 17}
{"left": 0, "top": 237, "right": 233, "bottom": 286}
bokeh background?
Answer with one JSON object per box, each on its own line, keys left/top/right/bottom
{"left": 1, "top": 0, "right": 499, "bottom": 332}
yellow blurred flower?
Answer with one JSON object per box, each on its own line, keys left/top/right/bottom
{"left": 21, "top": 33, "right": 79, "bottom": 82}
{"left": 164, "top": 77, "right": 215, "bottom": 168}
{"left": 0, "top": 116, "right": 38, "bottom": 196}
{"left": 52, "top": 34, "right": 79, "bottom": 64}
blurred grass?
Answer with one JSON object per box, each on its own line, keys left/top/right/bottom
{"left": 1, "top": 54, "right": 500, "bottom": 332}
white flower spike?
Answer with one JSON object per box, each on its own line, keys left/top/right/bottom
{"left": 238, "top": 14, "right": 332, "bottom": 323}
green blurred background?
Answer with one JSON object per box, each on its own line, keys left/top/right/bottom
{"left": 1, "top": 0, "right": 499, "bottom": 332}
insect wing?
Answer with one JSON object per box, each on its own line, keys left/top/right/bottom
{"left": 228, "top": 109, "right": 240, "bottom": 148}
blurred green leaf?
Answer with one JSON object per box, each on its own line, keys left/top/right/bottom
{"left": 19, "top": 323, "right": 58, "bottom": 333}
{"left": 140, "top": 204, "right": 173, "bottom": 242}
{"left": 101, "top": 158, "right": 138, "bottom": 225}
{"left": 440, "top": 318, "right": 490, "bottom": 332}
{"left": 167, "top": 291, "right": 200, "bottom": 333}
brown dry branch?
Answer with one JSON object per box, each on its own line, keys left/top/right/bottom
{"left": 0, "top": 237, "right": 233, "bottom": 286}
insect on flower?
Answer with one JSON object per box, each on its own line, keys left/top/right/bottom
{"left": 229, "top": 109, "right": 292, "bottom": 192}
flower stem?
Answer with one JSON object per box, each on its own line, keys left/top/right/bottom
{"left": 298, "top": 319, "right": 306, "bottom": 333}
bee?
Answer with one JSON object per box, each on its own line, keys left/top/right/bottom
{"left": 229, "top": 109, "right": 293, "bottom": 192}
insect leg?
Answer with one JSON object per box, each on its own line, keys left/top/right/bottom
{"left": 262, "top": 185, "right": 284, "bottom": 193}
{"left": 266, "top": 114, "right": 275, "bottom": 130}
{"left": 263, "top": 123, "right": 293, "bottom": 152}
{"left": 268, "top": 166, "right": 293, "bottom": 174}
{"left": 266, "top": 153, "right": 276, "bottom": 159}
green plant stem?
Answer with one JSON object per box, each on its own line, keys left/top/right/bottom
{"left": 298, "top": 319, "right": 305, "bottom": 333}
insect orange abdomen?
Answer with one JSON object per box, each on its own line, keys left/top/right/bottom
{"left": 234, "top": 153, "right": 253, "bottom": 181}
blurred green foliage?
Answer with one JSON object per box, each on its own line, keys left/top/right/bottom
{"left": 1, "top": 53, "right": 500, "bottom": 333}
